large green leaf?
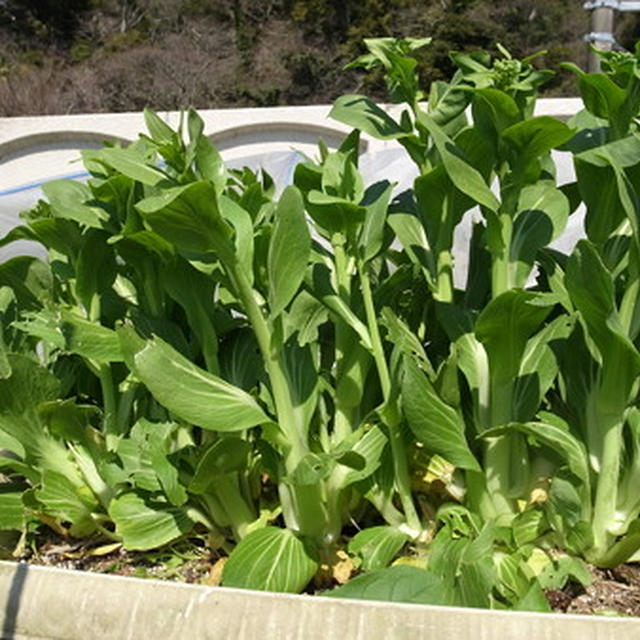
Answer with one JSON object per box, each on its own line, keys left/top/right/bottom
{"left": 565, "top": 240, "right": 640, "bottom": 415}
{"left": 42, "top": 180, "right": 109, "bottom": 228}
{"left": 513, "top": 315, "right": 572, "bottom": 422}
{"left": 388, "top": 213, "right": 433, "bottom": 285}
{"left": 471, "top": 88, "right": 520, "bottom": 147}
{"left": 135, "top": 181, "right": 233, "bottom": 256}
{"left": 359, "top": 181, "right": 392, "bottom": 263}
{"left": 219, "top": 196, "right": 254, "bottom": 284}
{"left": 218, "top": 329, "right": 264, "bottom": 392}
{"left": 348, "top": 526, "right": 409, "bottom": 571}
{"left": 485, "top": 421, "right": 590, "bottom": 492}
{"left": 402, "top": 357, "right": 480, "bottom": 471}
{"left": 510, "top": 182, "right": 569, "bottom": 288}
{"left": 15, "top": 309, "right": 123, "bottom": 363}
{"left": 109, "top": 492, "right": 194, "bottom": 550}
{"left": 189, "top": 437, "right": 251, "bottom": 494}
{"left": 475, "top": 290, "right": 553, "bottom": 385}
{"left": 286, "top": 291, "right": 329, "bottom": 346}
{"left": 99, "top": 147, "right": 168, "bottom": 187}
{"left": 574, "top": 137, "right": 640, "bottom": 244}
{"left": 268, "top": 187, "right": 311, "bottom": 317}
{"left": 415, "top": 112, "right": 500, "bottom": 212}
{"left": 0, "top": 257, "right": 52, "bottom": 310}
{"left": 502, "top": 117, "right": 574, "bottom": 171}
{"left": 326, "top": 566, "right": 453, "bottom": 605}
{"left": 162, "top": 258, "right": 219, "bottom": 373}
{"left": 0, "top": 489, "right": 25, "bottom": 530}
{"left": 306, "top": 191, "right": 366, "bottom": 233}
{"left": 74, "top": 230, "right": 117, "bottom": 311}
{"left": 562, "top": 64, "right": 627, "bottom": 128}
{"left": 330, "top": 95, "right": 407, "bottom": 140}
{"left": 222, "top": 526, "right": 318, "bottom": 593}
{"left": 119, "top": 328, "right": 269, "bottom": 431}
{"left": 187, "top": 108, "right": 227, "bottom": 193}
{"left": 35, "top": 470, "right": 99, "bottom": 536}
{"left": 118, "top": 419, "right": 187, "bottom": 506}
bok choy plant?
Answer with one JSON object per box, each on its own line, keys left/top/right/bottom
{"left": 5, "top": 36, "right": 640, "bottom": 607}
{"left": 330, "top": 38, "right": 573, "bottom": 528}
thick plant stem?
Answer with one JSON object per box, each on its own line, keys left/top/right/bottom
{"left": 225, "top": 260, "right": 306, "bottom": 463}
{"left": 115, "top": 381, "right": 137, "bottom": 435}
{"left": 98, "top": 364, "right": 118, "bottom": 445}
{"left": 434, "top": 250, "right": 454, "bottom": 303}
{"left": 332, "top": 235, "right": 357, "bottom": 442}
{"left": 491, "top": 212, "right": 514, "bottom": 299}
{"left": 591, "top": 415, "right": 623, "bottom": 562}
{"left": 483, "top": 437, "right": 518, "bottom": 521}
{"left": 225, "top": 259, "right": 334, "bottom": 542}
{"left": 214, "top": 474, "right": 256, "bottom": 540}
{"left": 483, "top": 380, "right": 520, "bottom": 518}
{"left": 359, "top": 263, "right": 422, "bottom": 537}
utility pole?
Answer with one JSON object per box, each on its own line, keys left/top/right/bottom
{"left": 585, "top": 1, "right": 616, "bottom": 71}
{"left": 584, "top": 1, "right": 640, "bottom": 71}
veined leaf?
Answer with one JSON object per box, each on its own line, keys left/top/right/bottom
{"left": 162, "top": 258, "right": 219, "bottom": 373}
{"left": 502, "top": 117, "right": 574, "bottom": 168}
{"left": 484, "top": 421, "right": 590, "bottom": 491}
{"left": 306, "top": 191, "right": 366, "bottom": 233}
{"left": 475, "top": 290, "right": 553, "bottom": 385}
{"left": 359, "top": 181, "right": 392, "bottom": 263}
{"left": 136, "top": 181, "right": 233, "bottom": 256}
{"left": 118, "top": 328, "right": 269, "bottom": 431}
{"left": 288, "top": 452, "right": 334, "bottom": 486}
{"left": 42, "top": 180, "right": 109, "bottom": 228}
{"left": 109, "top": 492, "right": 194, "bottom": 550}
{"left": 471, "top": 88, "right": 520, "bottom": 144}
{"left": 286, "top": 291, "right": 329, "bottom": 346}
{"left": 75, "top": 230, "right": 117, "bottom": 311}
{"left": 510, "top": 182, "right": 569, "bottom": 288}
{"left": 388, "top": 213, "right": 433, "bottom": 285}
{"left": 16, "top": 309, "right": 123, "bottom": 363}
{"left": 330, "top": 95, "right": 407, "bottom": 140}
{"left": 340, "top": 424, "right": 388, "bottom": 486}
{"left": 326, "top": 566, "right": 453, "bottom": 606}
{"left": 312, "top": 264, "right": 372, "bottom": 351}
{"left": 35, "top": 470, "right": 99, "bottom": 535}
{"left": 565, "top": 241, "right": 640, "bottom": 414}
{"left": 144, "top": 108, "right": 175, "bottom": 144}
{"left": 562, "top": 64, "right": 627, "bottom": 125}
{"left": 348, "top": 526, "right": 409, "bottom": 570}
{"left": 189, "top": 109, "right": 227, "bottom": 193}
{"left": 402, "top": 356, "right": 480, "bottom": 471}
{"left": 0, "top": 489, "right": 25, "bottom": 530}
{"left": 189, "top": 437, "right": 251, "bottom": 494}
{"left": 222, "top": 526, "right": 318, "bottom": 593}
{"left": 100, "top": 147, "right": 168, "bottom": 187}
{"left": 415, "top": 112, "right": 500, "bottom": 212}
{"left": 268, "top": 187, "right": 311, "bottom": 317}
{"left": 0, "top": 257, "right": 52, "bottom": 311}
{"left": 513, "top": 315, "right": 572, "bottom": 422}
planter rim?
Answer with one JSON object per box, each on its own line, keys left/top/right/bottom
{"left": 2, "top": 560, "right": 640, "bottom": 640}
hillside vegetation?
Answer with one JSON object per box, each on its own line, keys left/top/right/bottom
{"left": 0, "top": 0, "right": 638, "bottom": 115}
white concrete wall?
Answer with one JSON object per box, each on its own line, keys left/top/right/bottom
{"left": 0, "top": 99, "right": 583, "bottom": 190}
{"left": 0, "top": 98, "right": 585, "bottom": 275}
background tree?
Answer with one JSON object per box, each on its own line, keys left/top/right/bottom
{"left": 0, "top": 0, "right": 637, "bottom": 115}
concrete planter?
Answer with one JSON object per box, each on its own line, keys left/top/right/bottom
{"left": 1, "top": 561, "right": 639, "bottom": 639}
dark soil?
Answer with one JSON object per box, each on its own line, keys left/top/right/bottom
{"left": 545, "top": 565, "right": 640, "bottom": 617}
{"left": 4, "top": 532, "right": 640, "bottom": 616}
{"left": 3, "top": 536, "right": 219, "bottom": 585}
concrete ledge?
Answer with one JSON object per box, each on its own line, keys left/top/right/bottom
{"left": 0, "top": 98, "right": 583, "bottom": 191}
{"left": 1, "top": 561, "right": 639, "bottom": 640}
